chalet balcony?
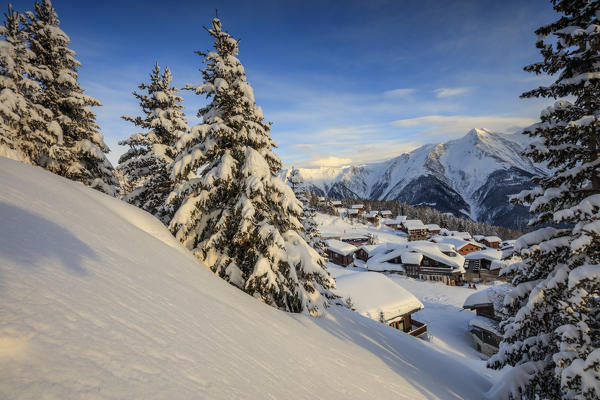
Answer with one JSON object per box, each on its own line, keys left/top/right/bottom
{"left": 408, "top": 319, "right": 428, "bottom": 338}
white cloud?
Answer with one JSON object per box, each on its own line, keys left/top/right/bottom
{"left": 383, "top": 88, "right": 416, "bottom": 97}
{"left": 391, "top": 114, "right": 537, "bottom": 135}
{"left": 304, "top": 156, "right": 353, "bottom": 168}
{"left": 434, "top": 87, "right": 471, "bottom": 98}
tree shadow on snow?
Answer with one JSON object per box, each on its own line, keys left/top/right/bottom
{"left": 0, "top": 201, "right": 97, "bottom": 278}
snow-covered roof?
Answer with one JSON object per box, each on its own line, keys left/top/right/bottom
{"left": 403, "top": 219, "right": 423, "bottom": 226}
{"left": 403, "top": 220, "right": 426, "bottom": 230}
{"left": 325, "top": 239, "right": 357, "bottom": 256}
{"left": 331, "top": 200, "right": 342, "bottom": 205}
{"left": 347, "top": 209, "right": 359, "bottom": 215}
{"left": 407, "top": 241, "right": 465, "bottom": 272}
{"left": 340, "top": 233, "right": 370, "bottom": 241}
{"left": 469, "top": 316, "right": 500, "bottom": 336}
{"left": 380, "top": 210, "right": 392, "bottom": 215}
{"left": 463, "top": 285, "right": 512, "bottom": 309}
{"left": 464, "top": 248, "right": 503, "bottom": 261}
{"left": 401, "top": 252, "right": 423, "bottom": 265}
{"left": 473, "top": 235, "right": 485, "bottom": 241}
{"left": 383, "top": 216, "right": 407, "bottom": 225}
{"left": 351, "top": 204, "right": 364, "bottom": 209}
{"left": 484, "top": 236, "right": 501, "bottom": 243}
{"left": 357, "top": 244, "right": 386, "bottom": 257}
{"left": 431, "top": 236, "right": 483, "bottom": 251}
{"left": 335, "top": 272, "right": 423, "bottom": 322}
{"left": 366, "top": 242, "right": 464, "bottom": 272}
{"left": 425, "top": 224, "right": 440, "bottom": 231}
{"left": 365, "top": 211, "right": 379, "bottom": 218}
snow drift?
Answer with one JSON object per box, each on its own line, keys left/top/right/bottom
{"left": 0, "top": 157, "right": 491, "bottom": 399}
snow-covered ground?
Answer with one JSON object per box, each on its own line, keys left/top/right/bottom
{"left": 316, "top": 212, "right": 409, "bottom": 244}
{"left": 0, "top": 157, "right": 492, "bottom": 399}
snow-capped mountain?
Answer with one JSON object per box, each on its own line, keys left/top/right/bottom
{"left": 282, "top": 128, "right": 545, "bottom": 229}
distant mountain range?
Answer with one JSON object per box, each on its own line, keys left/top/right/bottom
{"left": 281, "top": 128, "right": 546, "bottom": 230}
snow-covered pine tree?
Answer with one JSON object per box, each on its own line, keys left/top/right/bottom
{"left": 118, "top": 63, "right": 188, "bottom": 223}
{"left": 289, "top": 167, "right": 326, "bottom": 254}
{"left": 488, "top": 2, "right": 600, "bottom": 399}
{"left": 25, "top": 0, "right": 117, "bottom": 195}
{"left": 0, "top": 5, "right": 53, "bottom": 163}
{"left": 169, "top": 17, "right": 336, "bottom": 315}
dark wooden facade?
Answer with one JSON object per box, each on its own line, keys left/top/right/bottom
{"left": 355, "top": 248, "right": 369, "bottom": 262}
{"left": 482, "top": 239, "right": 500, "bottom": 249}
{"left": 408, "top": 228, "right": 429, "bottom": 241}
{"left": 387, "top": 314, "right": 427, "bottom": 338}
{"left": 326, "top": 249, "right": 354, "bottom": 267}
{"left": 465, "top": 259, "right": 502, "bottom": 283}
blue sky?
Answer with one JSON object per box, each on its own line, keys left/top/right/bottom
{"left": 13, "top": 0, "right": 557, "bottom": 168}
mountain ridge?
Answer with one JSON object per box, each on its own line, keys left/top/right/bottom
{"left": 282, "top": 128, "right": 544, "bottom": 229}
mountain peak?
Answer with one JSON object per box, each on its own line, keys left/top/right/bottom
{"left": 466, "top": 128, "right": 493, "bottom": 139}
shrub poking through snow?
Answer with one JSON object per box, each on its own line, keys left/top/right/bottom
{"left": 487, "top": 2, "right": 600, "bottom": 399}
{"left": 118, "top": 63, "right": 188, "bottom": 223}
{"left": 168, "top": 18, "right": 336, "bottom": 315}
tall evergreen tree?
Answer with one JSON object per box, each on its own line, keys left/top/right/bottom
{"left": 488, "top": 2, "right": 600, "bottom": 399}
{"left": 26, "top": 0, "right": 117, "bottom": 195}
{"left": 289, "top": 168, "right": 325, "bottom": 254}
{"left": 0, "top": 5, "right": 53, "bottom": 164}
{"left": 169, "top": 17, "right": 336, "bottom": 315}
{"left": 118, "top": 63, "right": 188, "bottom": 223}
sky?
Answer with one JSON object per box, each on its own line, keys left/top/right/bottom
{"left": 12, "top": 0, "right": 558, "bottom": 168}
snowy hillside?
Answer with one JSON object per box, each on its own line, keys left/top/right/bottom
{"left": 0, "top": 157, "right": 492, "bottom": 399}
{"left": 281, "top": 129, "right": 546, "bottom": 228}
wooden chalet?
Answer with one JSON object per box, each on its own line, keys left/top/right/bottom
{"left": 340, "top": 233, "right": 371, "bottom": 246}
{"left": 346, "top": 208, "right": 359, "bottom": 218}
{"left": 481, "top": 236, "right": 501, "bottom": 249}
{"left": 464, "top": 249, "right": 506, "bottom": 283}
{"left": 425, "top": 224, "right": 441, "bottom": 235}
{"left": 379, "top": 210, "right": 393, "bottom": 218}
{"left": 365, "top": 242, "right": 465, "bottom": 286}
{"left": 335, "top": 272, "right": 427, "bottom": 338}
{"left": 351, "top": 204, "right": 365, "bottom": 214}
{"left": 382, "top": 216, "right": 406, "bottom": 230}
{"left": 463, "top": 286, "right": 511, "bottom": 356}
{"left": 364, "top": 211, "right": 379, "bottom": 224}
{"left": 331, "top": 200, "right": 343, "bottom": 208}
{"left": 400, "top": 220, "right": 429, "bottom": 241}
{"left": 325, "top": 239, "right": 357, "bottom": 267}
{"left": 355, "top": 244, "right": 382, "bottom": 262}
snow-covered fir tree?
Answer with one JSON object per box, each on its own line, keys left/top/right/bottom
{"left": 118, "top": 63, "right": 188, "bottom": 223}
{"left": 25, "top": 0, "right": 117, "bottom": 195}
{"left": 488, "top": 2, "right": 600, "bottom": 399}
{"left": 0, "top": 5, "right": 53, "bottom": 164}
{"left": 168, "top": 17, "right": 336, "bottom": 315}
{"left": 288, "top": 168, "right": 326, "bottom": 254}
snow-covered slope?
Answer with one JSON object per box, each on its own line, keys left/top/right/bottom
{"left": 0, "top": 157, "right": 491, "bottom": 399}
{"left": 282, "top": 129, "right": 545, "bottom": 229}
